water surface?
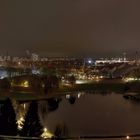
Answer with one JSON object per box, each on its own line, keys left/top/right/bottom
{"left": 1, "top": 92, "right": 140, "bottom": 138}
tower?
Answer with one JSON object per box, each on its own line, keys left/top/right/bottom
{"left": 135, "top": 51, "right": 138, "bottom": 62}
{"left": 123, "top": 52, "right": 126, "bottom": 61}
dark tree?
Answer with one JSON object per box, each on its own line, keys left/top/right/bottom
{"left": 47, "top": 98, "right": 61, "bottom": 112}
{"left": 42, "top": 75, "right": 60, "bottom": 95}
{"left": 54, "top": 123, "right": 68, "bottom": 138}
{"left": 67, "top": 75, "right": 76, "bottom": 85}
{"left": 0, "top": 78, "right": 11, "bottom": 91}
{"left": 0, "top": 98, "right": 17, "bottom": 136}
{"left": 20, "top": 101, "right": 42, "bottom": 137}
{"left": 42, "top": 76, "right": 52, "bottom": 94}
{"left": 68, "top": 96, "right": 76, "bottom": 105}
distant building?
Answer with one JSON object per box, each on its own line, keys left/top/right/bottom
{"left": 31, "top": 53, "right": 39, "bottom": 61}
{"left": 0, "top": 68, "right": 8, "bottom": 79}
{"left": 95, "top": 58, "right": 129, "bottom": 65}
{"left": 13, "top": 57, "right": 20, "bottom": 62}
{"left": 0, "top": 56, "right": 4, "bottom": 61}
{"left": 6, "top": 56, "right": 11, "bottom": 61}
{"left": 41, "top": 57, "right": 48, "bottom": 61}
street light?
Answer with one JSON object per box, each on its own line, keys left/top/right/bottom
{"left": 88, "top": 60, "right": 92, "bottom": 64}
{"left": 18, "top": 61, "right": 21, "bottom": 65}
{"left": 126, "top": 136, "right": 130, "bottom": 139}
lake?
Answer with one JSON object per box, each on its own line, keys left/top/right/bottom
{"left": 1, "top": 91, "right": 140, "bottom": 139}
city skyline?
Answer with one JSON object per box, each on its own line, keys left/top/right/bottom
{"left": 0, "top": 0, "right": 140, "bottom": 57}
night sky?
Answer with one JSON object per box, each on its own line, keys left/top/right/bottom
{"left": 0, "top": 0, "right": 140, "bottom": 57}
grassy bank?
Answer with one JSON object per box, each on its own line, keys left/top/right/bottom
{"left": 58, "top": 82, "right": 127, "bottom": 93}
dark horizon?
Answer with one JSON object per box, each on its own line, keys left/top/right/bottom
{"left": 0, "top": 51, "right": 138, "bottom": 60}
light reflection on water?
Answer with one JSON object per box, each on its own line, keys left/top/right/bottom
{"left": 11, "top": 100, "right": 29, "bottom": 130}
{"left": 2, "top": 92, "right": 140, "bottom": 138}
{"left": 45, "top": 92, "right": 140, "bottom": 136}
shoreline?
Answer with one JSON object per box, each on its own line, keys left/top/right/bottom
{"left": 0, "top": 81, "right": 140, "bottom": 102}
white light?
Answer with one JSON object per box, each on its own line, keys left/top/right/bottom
{"left": 17, "top": 117, "right": 25, "bottom": 130}
{"left": 41, "top": 127, "right": 53, "bottom": 139}
{"left": 88, "top": 60, "right": 92, "bottom": 64}
{"left": 0, "top": 76, "right": 4, "bottom": 79}
{"left": 66, "top": 94, "right": 70, "bottom": 99}
{"left": 76, "top": 80, "right": 85, "bottom": 84}
{"left": 78, "top": 93, "right": 81, "bottom": 98}
{"left": 44, "top": 128, "right": 47, "bottom": 132}
{"left": 23, "top": 104, "right": 26, "bottom": 109}
{"left": 100, "top": 76, "right": 103, "bottom": 79}
{"left": 126, "top": 136, "right": 130, "bottom": 139}
{"left": 22, "top": 81, "right": 29, "bottom": 87}
{"left": 123, "top": 77, "right": 137, "bottom": 82}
